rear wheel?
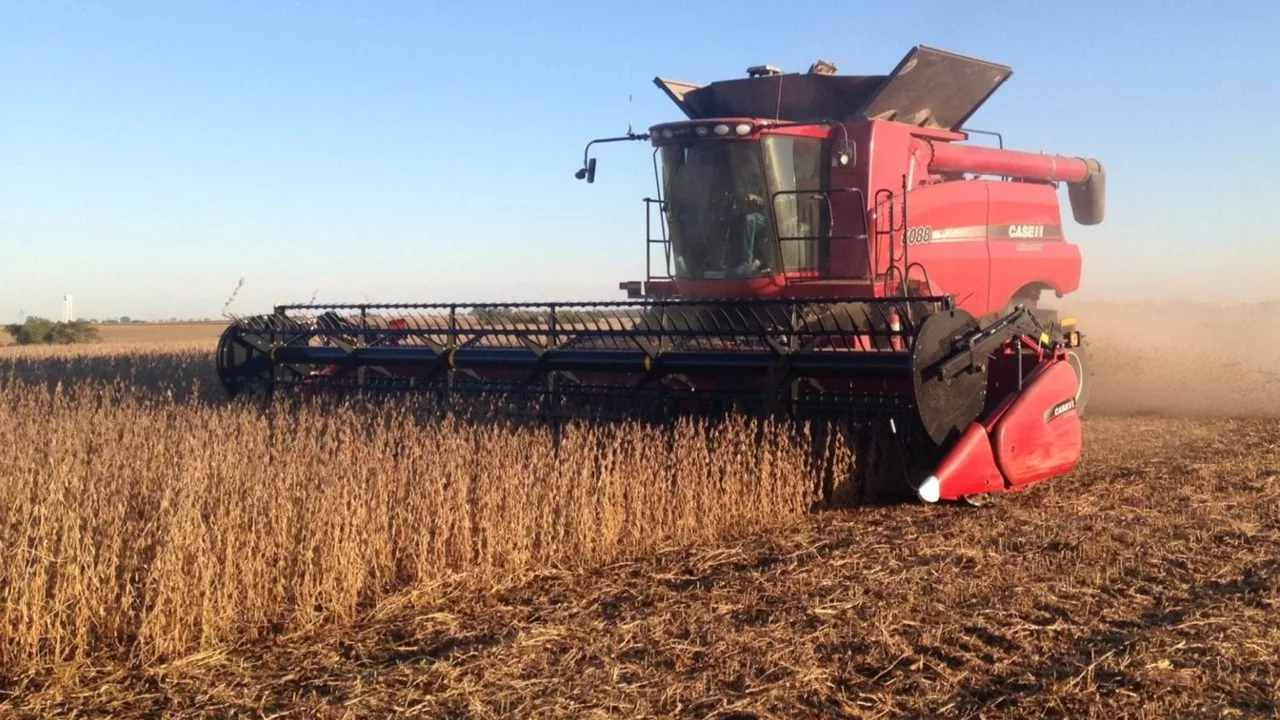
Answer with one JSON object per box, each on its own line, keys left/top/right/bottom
{"left": 986, "top": 290, "right": 1059, "bottom": 328}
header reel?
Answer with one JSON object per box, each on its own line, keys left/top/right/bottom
{"left": 216, "top": 296, "right": 1084, "bottom": 504}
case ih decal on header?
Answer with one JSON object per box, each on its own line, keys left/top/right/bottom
{"left": 218, "top": 45, "right": 1104, "bottom": 507}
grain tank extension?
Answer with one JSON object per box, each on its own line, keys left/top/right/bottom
{"left": 216, "top": 46, "right": 1104, "bottom": 506}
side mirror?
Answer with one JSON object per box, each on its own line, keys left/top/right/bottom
{"left": 575, "top": 132, "right": 649, "bottom": 184}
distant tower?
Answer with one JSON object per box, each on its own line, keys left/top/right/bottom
{"left": 63, "top": 295, "right": 74, "bottom": 323}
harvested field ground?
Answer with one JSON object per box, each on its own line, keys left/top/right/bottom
{"left": 17, "top": 417, "right": 1275, "bottom": 719}
{"left": 2, "top": 303, "right": 1279, "bottom": 718}
{"left": 91, "top": 322, "right": 226, "bottom": 345}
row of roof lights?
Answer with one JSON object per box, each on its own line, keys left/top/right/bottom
{"left": 656, "top": 123, "right": 754, "bottom": 140}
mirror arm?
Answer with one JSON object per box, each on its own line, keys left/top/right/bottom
{"left": 576, "top": 132, "right": 652, "bottom": 182}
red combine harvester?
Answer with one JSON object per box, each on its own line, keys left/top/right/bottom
{"left": 216, "top": 46, "right": 1103, "bottom": 506}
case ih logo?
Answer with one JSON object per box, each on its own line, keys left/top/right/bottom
{"left": 1050, "top": 398, "right": 1077, "bottom": 419}
{"left": 1008, "top": 224, "right": 1046, "bottom": 238}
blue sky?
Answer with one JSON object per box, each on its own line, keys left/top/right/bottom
{"left": 2, "top": 0, "right": 1277, "bottom": 320}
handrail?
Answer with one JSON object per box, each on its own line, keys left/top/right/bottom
{"left": 768, "top": 187, "right": 868, "bottom": 278}
{"left": 643, "top": 198, "right": 672, "bottom": 281}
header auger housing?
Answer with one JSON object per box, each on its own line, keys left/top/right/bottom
{"left": 218, "top": 45, "right": 1102, "bottom": 506}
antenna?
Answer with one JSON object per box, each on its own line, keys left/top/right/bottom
{"left": 573, "top": 89, "right": 651, "bottom": 184}
{"left": 774, "top": 74, "right": 784, "bottom": 121}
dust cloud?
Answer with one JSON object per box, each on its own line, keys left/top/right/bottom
{"left": 1058, "top": 300, "right": 1280, "bottom": 418}
{"left": 1049, "top": 231, "right": 1280, "bottom": 418}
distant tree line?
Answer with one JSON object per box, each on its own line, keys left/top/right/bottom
{"left": 4, "top": 316, "right": 101, "bottom": 345}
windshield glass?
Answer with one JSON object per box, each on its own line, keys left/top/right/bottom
{"left": 660, "top": 135, "right": 827, "bottom": 280}
{"left": 661, "top": 142, "right": 775, "bottom": 280}
{"left": 762, "top": 135, "right": 825, "bottom": 273}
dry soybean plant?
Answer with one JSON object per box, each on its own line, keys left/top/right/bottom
{"left": 0, "top": 345, "right": 845, "bottom": 680}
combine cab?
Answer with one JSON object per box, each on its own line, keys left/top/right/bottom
{"left": 217, "top": 46, "right": 1104, "bottom": 506}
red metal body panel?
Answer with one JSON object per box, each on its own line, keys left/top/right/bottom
{"left": 673, "top": 276, "right": 879, "bottom": 300}
{"left": 985, "top": 181, "right": 1082, "bottom": 308}
{"left": 987, "top": 360, "right": 1083, "bottom": 487}
{"left": 928, "top": 357, "right": 1083, "bottom": 502}
{"left": 885, "top": 174, "right": 992, "bottom": 314}
{"left": 930, "top": 423, "right": 1005, "bottom": 501}
{"left": 826, "top": 122, "right": 875, "bottom": 280}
